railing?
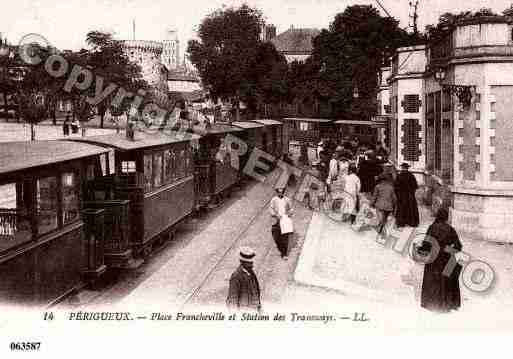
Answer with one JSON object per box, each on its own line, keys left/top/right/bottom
{"left": 291, "top": 129, "right": 320, "bottom": 144}
{"left": 0, "top": 208, "right": 17, "bottom": 238}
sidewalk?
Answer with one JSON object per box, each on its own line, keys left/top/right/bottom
{"left": 292, "top": 200, "right": 513, "bottom": 329}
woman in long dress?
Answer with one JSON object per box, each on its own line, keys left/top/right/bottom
{"left": 418, "top": 208, "right": 463, "bottom": 313}
{"left": 395, "top": 162, "right": 420, "bottom": 227}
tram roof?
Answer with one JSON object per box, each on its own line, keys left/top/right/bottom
{"left": 232, "top": 121, "right": 265, "bottom": 129}
{"left": 71, "top": 131, "right": 201, "bottom": 151}
{"left": 284, "top": 118, "right": 333, "bottom": 123}
{"left": 254, "top": 119, "right": 283, "bottom": 126}
{"left": 334, "top": 120, "right": 374, "bottom": 125}
{"left": 0, "top": 140, "right": 109, "bottom": 175}
{"left": 191, "top": 123, "right": 244, "bottom": 135}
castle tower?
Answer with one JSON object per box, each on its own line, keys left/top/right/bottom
{"left": 162, "top": 29, "right": 180, "bottom": 70}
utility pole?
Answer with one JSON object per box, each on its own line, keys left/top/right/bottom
{"left": 409, "top": 1, "right": 419, "bottom": 35}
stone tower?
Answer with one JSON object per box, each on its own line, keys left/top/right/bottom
{"left": 162, "top": 29, "right": 180, "bottom": 70}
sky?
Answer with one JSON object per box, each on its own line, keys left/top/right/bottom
{"left": 2, "top": 0, "right": 513, "bottom": 53}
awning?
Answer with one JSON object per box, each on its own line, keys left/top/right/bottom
{"left": 284, "top": 118, "right": 333, "bottom": 123}
{"left": 372, "top": 115, "right": 392, "bottom": 122}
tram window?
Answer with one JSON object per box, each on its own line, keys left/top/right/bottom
{"left": 170, "top": 149, "right": 177, "bottom": 181}
{"left": 177, "top": 149, "right": 185, "bottom": 179}
{"left": 185, "top": 147, "right": 192, "bottom": 175}
{"left": 143, "top": 154, "right": 153, "bottom": 192}
{"left": 163, "top": 150, "right": 172, "bottom": 184}
{"left": 0, "top": 182, "right": 31, "bottom": 253}
{"left": 153, "top": 152, "right": 163, "bottom": 188}
{"left": 62, "top": 172, "right": 79, "bottom": 225}
{"left": 36, "top": 176, "right": 58, "bottom": 235}
{"left": 86, "top": 164, "right": 95, "bottom": 180}
{"left": 121, "top": 161, "right": 136, "bottom": 173}
{"left": 299, "top": 122, "right": 309, "bottom": 131}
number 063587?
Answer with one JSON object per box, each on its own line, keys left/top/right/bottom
{"left": 10, "top": 342, "right": 41, "bottom": 351}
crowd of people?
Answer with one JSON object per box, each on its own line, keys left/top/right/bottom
{"left": 313, "top": 137, "right": 420, "bottom": 232}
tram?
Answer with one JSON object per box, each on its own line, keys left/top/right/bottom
{"left": 0, "top": 141, "right": 110, "bottom": 306}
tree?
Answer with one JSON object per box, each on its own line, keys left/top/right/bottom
{"left": 12, "top": 44, "right": 56, "bottom": 140}
{"left": 188, "top": 5, "right": 286, "bottom": 121}
{"left": 305, "top": 5, "right": 412, "bottom": 119}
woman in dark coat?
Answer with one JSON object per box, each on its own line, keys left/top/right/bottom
{"left": 358, "top": 150, "right": 381, "bottom": 193}
{"left": 394, "top": 163, "right": 419, "bottom": 227}
{"left": 418, "top": 208, "right": 463, "bottom": 313}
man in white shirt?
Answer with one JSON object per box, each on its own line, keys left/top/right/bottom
{"left": 269, "top": 188, "right": 293, "bottom": 259}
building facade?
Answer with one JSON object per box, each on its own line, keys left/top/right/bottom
{"left": 161, "top": 30, "right": 180, "bottom": 70}
{"left": 122, "top": 40, "right": 169, "bottom": 106}
{"left": 385, "top": 16, "right": 513, "bottom": 243}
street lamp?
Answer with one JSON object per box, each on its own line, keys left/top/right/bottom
{"left": 434, "top": 67, "right": 446, "bottom": 83}
{"left": 434, "top": 66, "right": 475, "bottom": 109}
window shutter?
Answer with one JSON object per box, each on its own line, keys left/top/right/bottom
{"left": 401, "top": 118, "right": 421, "bottom": 162}
{"left": 401, "top": 94, "right": 421, "bottom": 113}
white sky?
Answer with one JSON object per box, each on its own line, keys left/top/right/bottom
{"left": 2, "top": 0, "right": 513, "bottom": 52}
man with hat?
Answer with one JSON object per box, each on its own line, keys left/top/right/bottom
{"left": 394, "top": 162, "right": 420, "bottom": 227}
{"left": 226, "top": 246, "right": 262, "bottom": 312}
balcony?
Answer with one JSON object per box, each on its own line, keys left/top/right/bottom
{"left": 428, "top": 18, "right": 513, "bottom": 68}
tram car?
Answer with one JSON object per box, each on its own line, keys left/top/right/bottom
{"left": 73, "top": 131, "right": 200, "bottom": 263}
{"left": 232, "top": 120, "right": 274, "bottom": 173}
{"left": 253, "top": 119, "right": 285, "bottom": 160}
{"left": 0, "top": 140, "right": 110, "bottom": 306}
{"left": 190, "top": 123, "right": 244, "bottom": 208}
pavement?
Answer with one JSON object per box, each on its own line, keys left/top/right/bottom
{"left": 290, "top": 193, "right": 513, "bottom": 331}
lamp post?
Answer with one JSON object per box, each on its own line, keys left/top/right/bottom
{"left": 434, "top": 66, "right": 475, "bottom": 109}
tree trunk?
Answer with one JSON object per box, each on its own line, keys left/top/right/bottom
{"left": 30, "top": 123, "right": 35, "bottom": 141}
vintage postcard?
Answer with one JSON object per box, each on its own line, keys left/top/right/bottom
{"left": 0, "top": 0, "right": 512, "bottom": 356}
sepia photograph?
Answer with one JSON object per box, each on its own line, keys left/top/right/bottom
{"left": 0, "top": 0, "right": 513, "bottom": 356}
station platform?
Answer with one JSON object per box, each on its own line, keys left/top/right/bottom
{"left": 294, "top": 210, "right": 425, "bottom": 308}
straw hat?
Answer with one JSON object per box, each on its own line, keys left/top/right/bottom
{"left": 239, "top": 247, "right": 256, "bottom": 262}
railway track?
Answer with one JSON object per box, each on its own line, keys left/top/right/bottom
{"left": 179, "top": 192, "right": 275, "bottom": 309}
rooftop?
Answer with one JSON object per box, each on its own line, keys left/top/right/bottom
{"left": 271, "top": 28, "right": 320, "bottom": 55}
{"left": 254, "top": 119, "right": 283, "bottom": 126}
{"left": 232, "top": 121, "right": 265, "bottom": 129}
{"left": 71, "top": 131, "right": 200, "bottom": 151}
{"left": 192, "top": 123, "right": 243, "bottom": 135}
{"left": 0, "top": 140, "right": 108, "bottom": 176}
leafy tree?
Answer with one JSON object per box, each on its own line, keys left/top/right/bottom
{"left": 188, "top": 4, "right": 286, "bottom": 120}
{"left": 307, "top": 5, "right": 412, "bottom": 119}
